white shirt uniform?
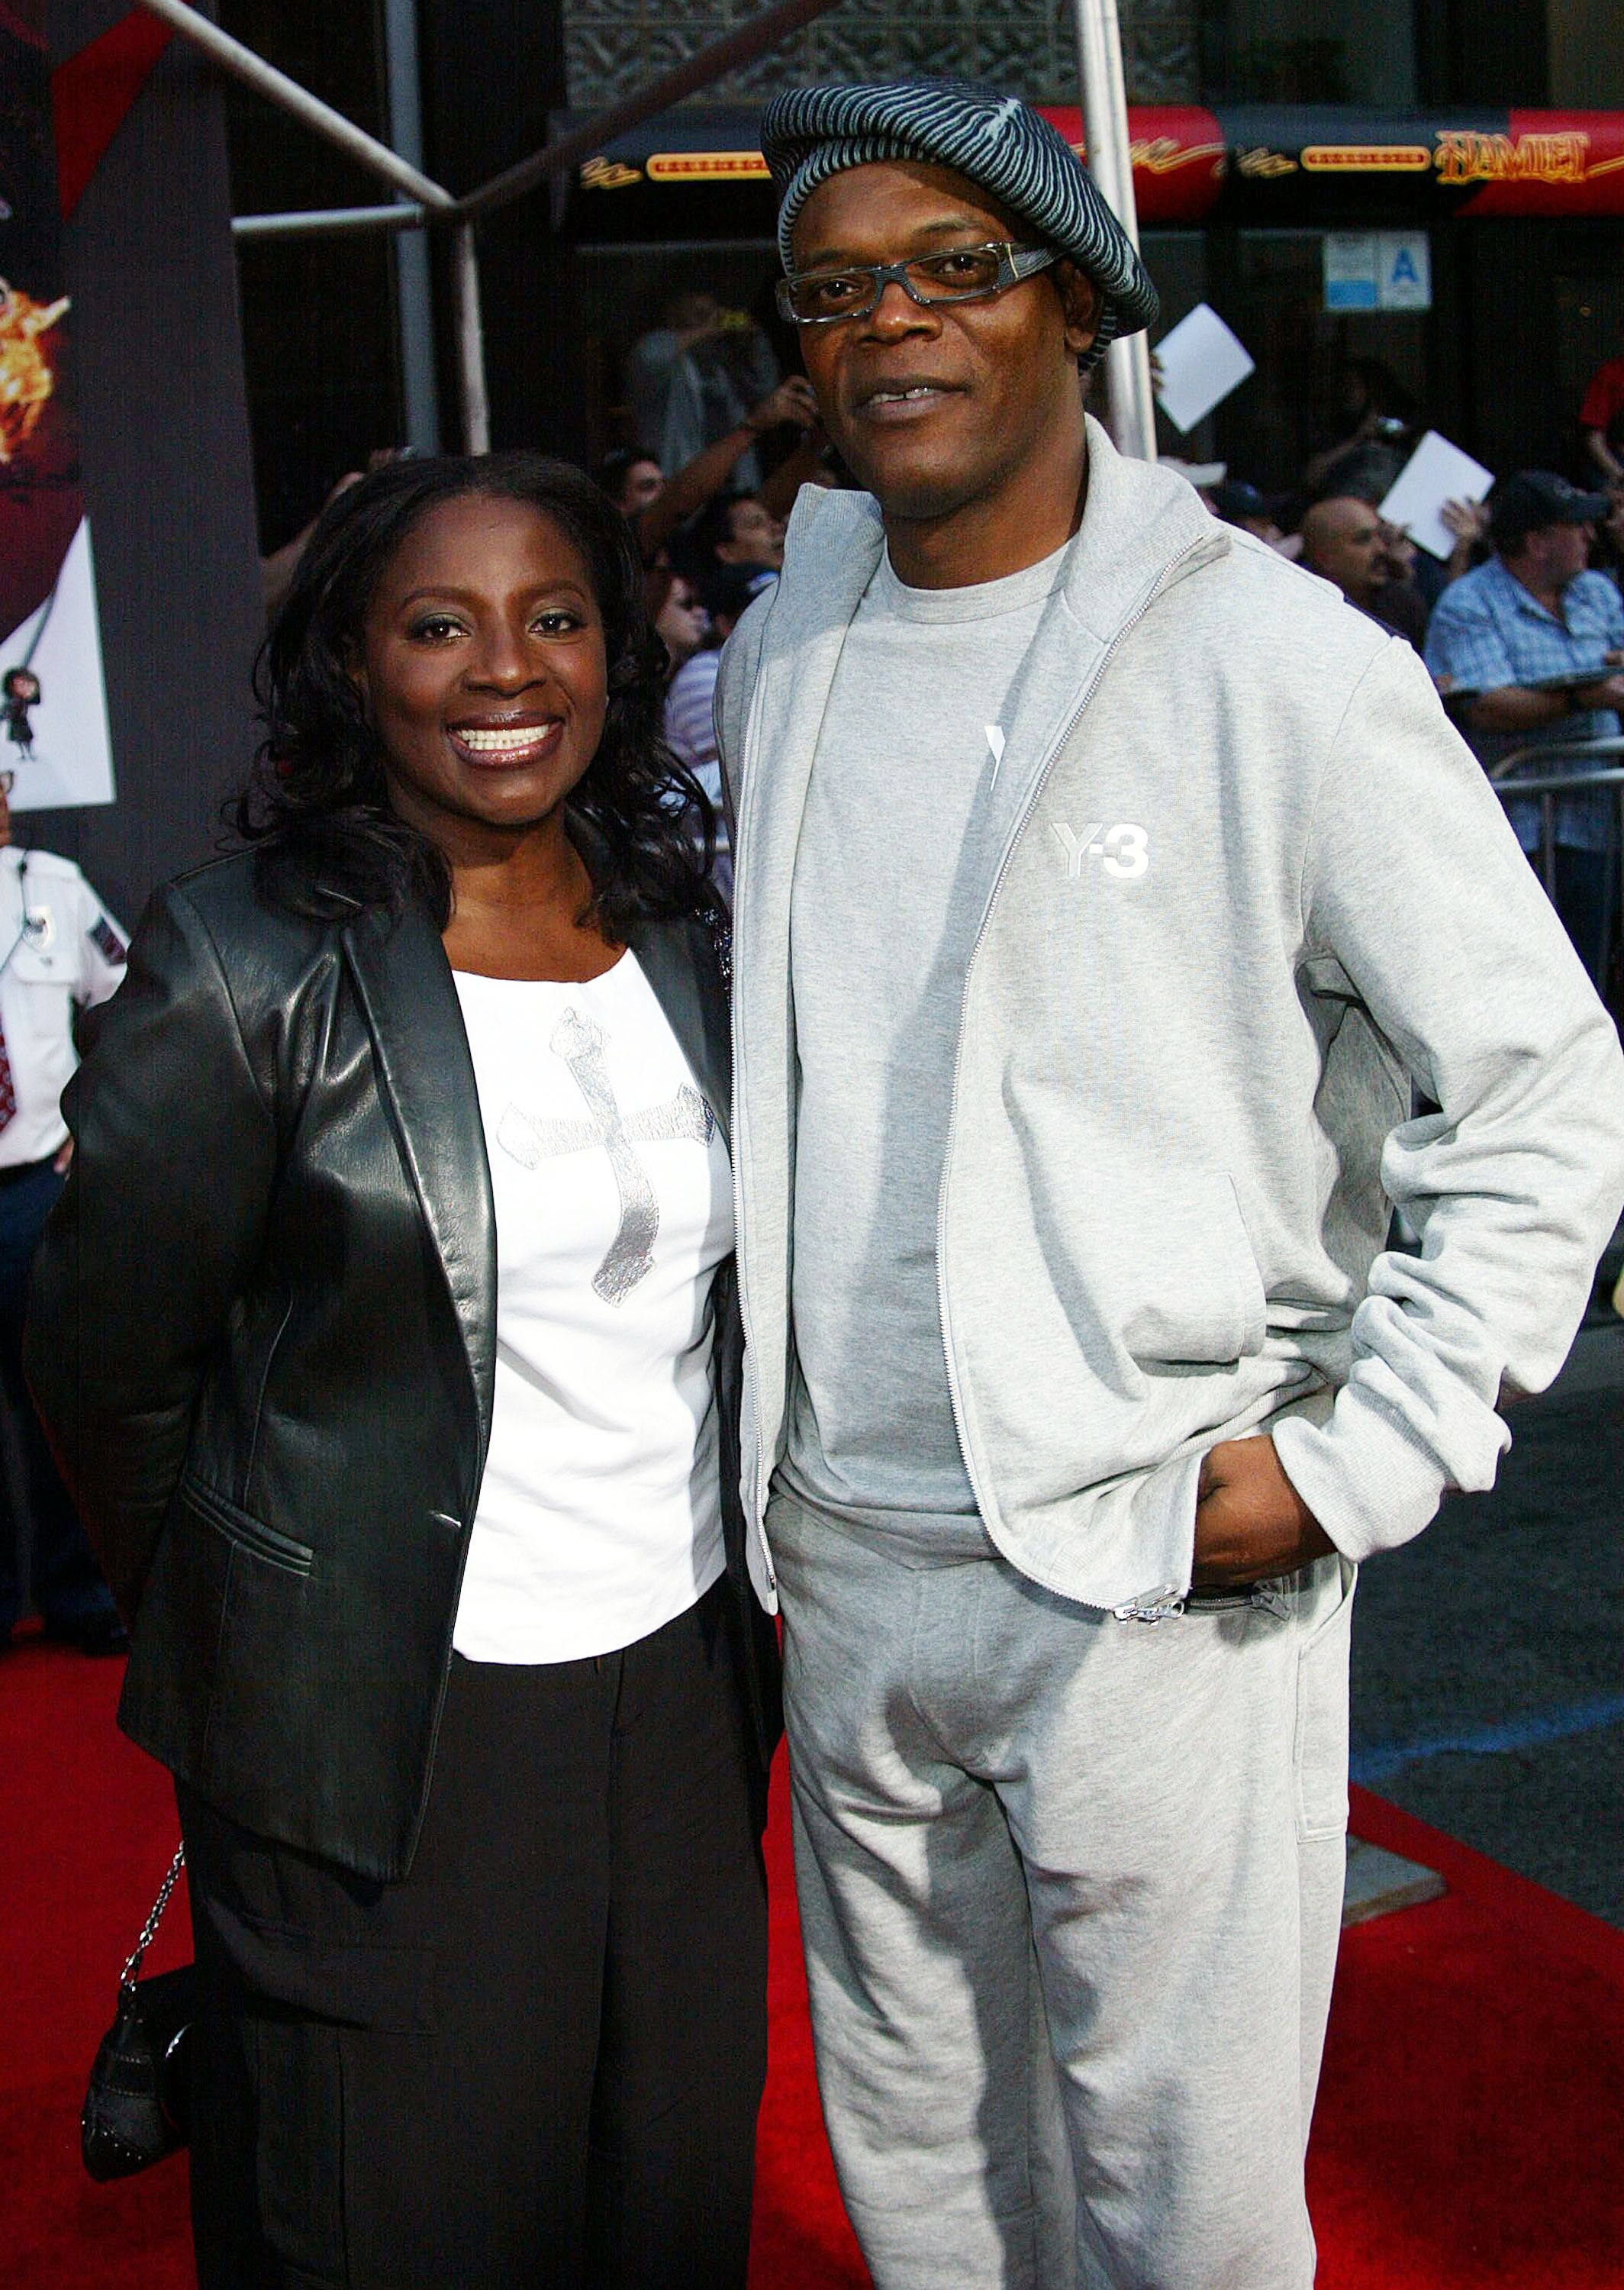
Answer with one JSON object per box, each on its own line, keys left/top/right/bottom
{"left": 0, "top": 845, "right": 127, "bottom": 1169}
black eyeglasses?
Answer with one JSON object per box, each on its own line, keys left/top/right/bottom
{"left": 775, "top": 242, "right": 1061, "bottom": 327}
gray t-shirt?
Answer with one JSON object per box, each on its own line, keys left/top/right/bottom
{"left": 781, "top": 535, "right": 1077, "bottom": 1521}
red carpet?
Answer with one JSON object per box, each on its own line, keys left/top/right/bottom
{"left": 1310, "top": 1786, "right": 1624, "bottom": 2288}
{"left": 5, "top": 1632, "right": 1621, "bottom": 2288}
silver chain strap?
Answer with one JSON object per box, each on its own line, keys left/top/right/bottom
{"left": 119, "top": 1843, "right": 185, "bottom": 1995}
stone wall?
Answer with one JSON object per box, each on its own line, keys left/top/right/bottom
{"left": 562, "top": 0, "right": 1200, "bottom": 116}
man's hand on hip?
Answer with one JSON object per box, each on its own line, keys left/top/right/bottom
{"left": 1192, "top": 1436, "right": 1334, "bottom": 1587}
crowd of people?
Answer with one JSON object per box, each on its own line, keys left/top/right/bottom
{"left": 586, "top": 277, "right": 1624, "bottom": 992}
{"left": 8, "top": 70, "right": 1624, "bottom": 2290}
{"left": 1177, "top": 417, "right": 1624, "bottom": 985}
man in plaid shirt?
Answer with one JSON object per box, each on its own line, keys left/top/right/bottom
{"left": 1426, "top": 469, "right": 1624, "bottom": 978}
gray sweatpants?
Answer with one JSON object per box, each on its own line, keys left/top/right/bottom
{"left": 769, "top": 1493, "right": 1354, "bottom": 2290}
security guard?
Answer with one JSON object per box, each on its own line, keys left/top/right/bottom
{"left": 0, "top": 766, "right": 127, "bottom": 1653}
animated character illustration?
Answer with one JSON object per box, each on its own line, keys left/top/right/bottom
{"left": 3, "top": 667, "right": 40, "bottom": 756}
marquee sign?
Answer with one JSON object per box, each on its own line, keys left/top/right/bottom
{"left": 1214, "top": 108, "right": 1624, "bottom": 218}
{"left": 571, "top": 106, "right": 1624, "bottom": 227}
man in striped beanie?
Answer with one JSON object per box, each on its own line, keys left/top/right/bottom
{"left": 717, "top": 76, "right": 1624, "bottom": 2290}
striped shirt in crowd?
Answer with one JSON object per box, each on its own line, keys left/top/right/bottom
{"left": 664, "top": 648, "right": 731, "bottom": 901}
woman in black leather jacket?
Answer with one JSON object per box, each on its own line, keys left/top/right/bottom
{"left": 27, "top": 453, "right": 778, "bottom": 2288}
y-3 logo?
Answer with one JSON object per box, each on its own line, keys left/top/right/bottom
{"left": 1051, "top": 821, "right": 1149, "bottom": 879}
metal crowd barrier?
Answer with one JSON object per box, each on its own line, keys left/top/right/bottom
{"left": 1485, "top": 737, "right": 1624, "bottom": 993}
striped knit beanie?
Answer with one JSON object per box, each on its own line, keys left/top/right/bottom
{"left": 762, "top": 80, "right": 1158, "bottom": 366}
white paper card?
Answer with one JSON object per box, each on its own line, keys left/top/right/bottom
{"left": 1378, "top": 430, "right": 1495, "bottom": 560}
{"left": 1152, "top": 303, "right": 1255, "bottom": 434}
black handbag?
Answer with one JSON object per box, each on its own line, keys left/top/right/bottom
{"left": 82, "top": 1843, "right": 194, "bottom": 2181}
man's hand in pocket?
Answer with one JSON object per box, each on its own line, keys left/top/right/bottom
{"left": 1192, "top": 1436, "right": 1333, "bottom": 1587}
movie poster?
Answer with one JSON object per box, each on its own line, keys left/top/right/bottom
{"left": 0, "top": 2, "right": 114, "bottom": 811}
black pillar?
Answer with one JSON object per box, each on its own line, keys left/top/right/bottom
{"left": 44, "top": 0, "right": 263, "bottom": 927}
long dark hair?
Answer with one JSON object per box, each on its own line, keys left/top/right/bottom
{"left": 232, "top": 451, "right": 714, "bottom": 931}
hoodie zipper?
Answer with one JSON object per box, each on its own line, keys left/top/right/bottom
{"left": 932, "top": 534, "right": 1220, "bottom": 1624}
{"left": 729, "top": 629, "right": 780, "bottom": 1595}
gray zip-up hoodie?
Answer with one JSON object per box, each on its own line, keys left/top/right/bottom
{"left": 717, "top": 417, "right": 1624, "bottom": 1617}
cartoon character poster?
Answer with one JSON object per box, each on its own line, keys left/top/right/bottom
{"left": 0, "top": 3, "right": 114, "bottom": 810}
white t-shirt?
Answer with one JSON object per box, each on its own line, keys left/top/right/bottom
{"left": 452, "top": 951, "right": 733, "bottom": 1663}
{"left": 785, "top": 536, "right": 1074, "bottom": 1522}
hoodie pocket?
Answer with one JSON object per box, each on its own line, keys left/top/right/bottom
{"left": 1062, "top": 1169, "right": 1268, "bottom": 1370}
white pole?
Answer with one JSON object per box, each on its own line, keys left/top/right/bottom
{"left": 1068, "top": 0, "right": 1157, "bottom": 461}
{"left": 450, "top": 225, "right": 491, "bottom": 456}
{"left": 382, "top": 0, "right": 441, "bottom": 456}
{"left": 231, "top": 205, "right": 429, "bottom": 238}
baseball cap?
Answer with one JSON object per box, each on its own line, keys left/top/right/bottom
{"left": 1489, "top": 471, "right": 1610, "bottom": 550}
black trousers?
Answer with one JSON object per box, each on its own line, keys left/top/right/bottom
{"left": 0, "top": 1158, "right": 118, "bottom": 1632}
{"left": 179, "top": 1579, "right": 768, "bottom": 2288}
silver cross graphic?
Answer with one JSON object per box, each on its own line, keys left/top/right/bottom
{"left": 495, "top": 1006, "right": 715, "bottom": 1305}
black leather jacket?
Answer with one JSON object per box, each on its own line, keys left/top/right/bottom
{"left": 26, "top": 851, "right": 777, "bottom": 1882}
